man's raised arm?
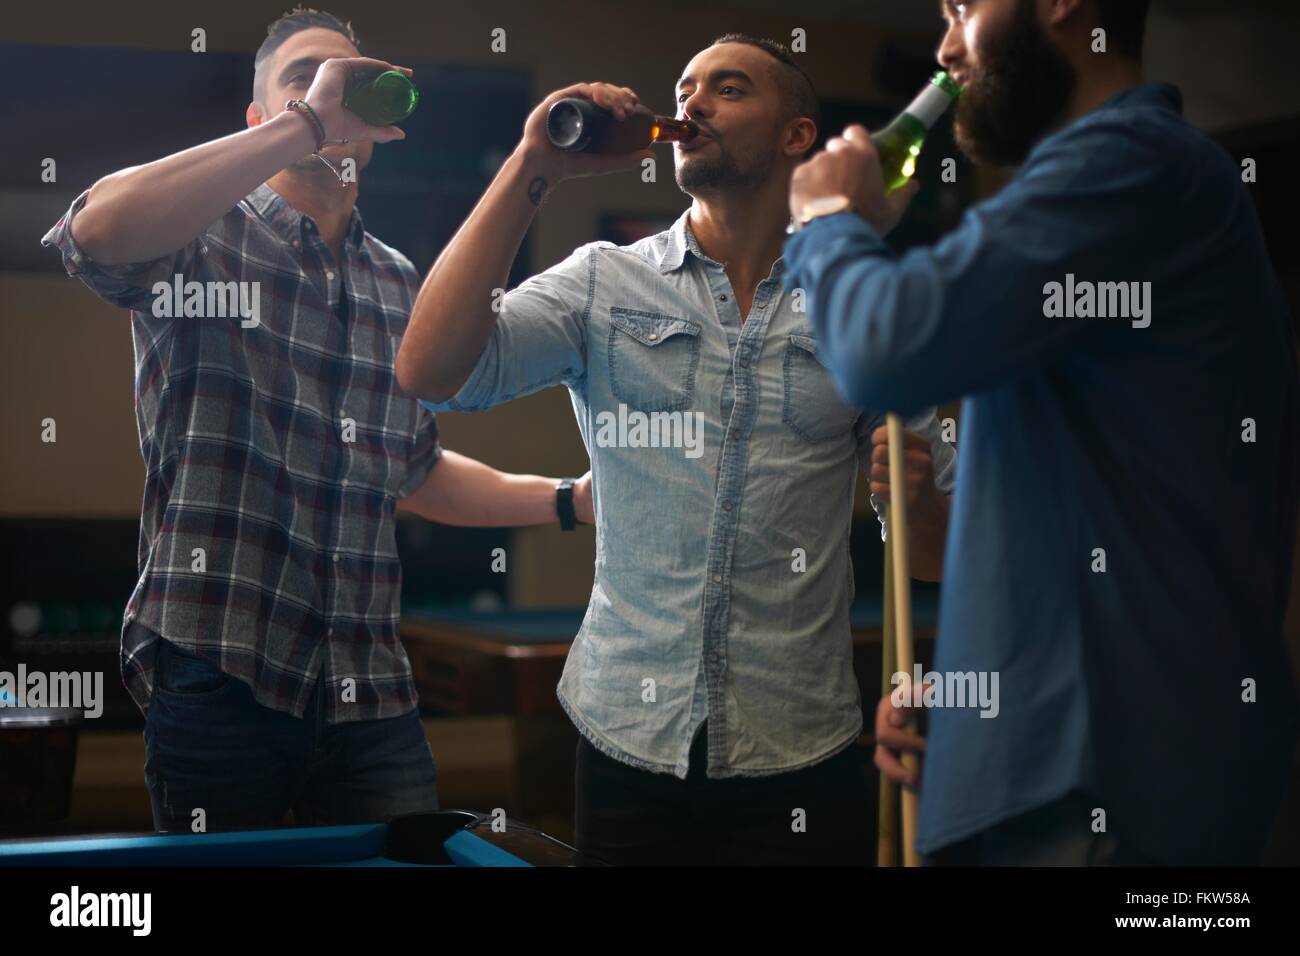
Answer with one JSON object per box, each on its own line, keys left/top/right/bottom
{"left": 395, "top": 82, "right": 650, "bottom": 404}
{"left": 71, "top": 57, "right": 408, "bottom": 268}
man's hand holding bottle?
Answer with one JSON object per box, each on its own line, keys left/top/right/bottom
{"left": 517, "top": 83, "right": 656, "bottom": 186}
{"left": 302, "top": 56, "right": 413, "bottom": 145}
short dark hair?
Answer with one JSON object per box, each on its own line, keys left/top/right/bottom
{"left": 253, "top": 6, "right": 360, "bottom": 104}
{"left": 1095, "top": 0, "right": 1150, "bottom": 60}
{"left": 710, "top": 33, "right": 821, "bottom": 137}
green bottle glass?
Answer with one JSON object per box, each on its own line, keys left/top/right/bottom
{"left": 343, "top": 69, "right": 419, "bottom": 126}
{"left": 872, "top": 71, "right": 961, "bottom": 193}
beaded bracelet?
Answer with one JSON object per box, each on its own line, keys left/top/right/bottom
{"left": 285, "top": 99, "right": 325, "bottom": 152}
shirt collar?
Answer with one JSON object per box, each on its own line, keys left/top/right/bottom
{"left": 654, "top": 209, "right": 786, "bottom": 281}
{"left": 1096, "top": 81, "right": 1183, "bottom": 116}
{"left": 246, "top": 183, "right": 367, "bottom": 251}
{"left": 1022, "top": 83, "right": 1183, "bottom": 171}
{"left": 653, "top": 210, "right": 695, "bottom": 273}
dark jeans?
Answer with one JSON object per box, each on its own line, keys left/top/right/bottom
{"left": 575, "top": 724, "right": 872, "bottom": 866}
{"left": 925, "top": 790, "right": 1161, "bottom": 866}
{"left": 143, "top": 635, "right": 438, "bottom": 833}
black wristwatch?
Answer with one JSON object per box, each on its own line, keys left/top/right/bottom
{"left": 556, "top": 478, "right": 577, "bottom": 531}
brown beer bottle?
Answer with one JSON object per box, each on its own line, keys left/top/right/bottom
{"left": 546, "top": 98, "right": 698, "bottom": 153}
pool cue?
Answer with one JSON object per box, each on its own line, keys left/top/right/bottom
{"left": 886, "top": 411, "right": 922, "bottom": 867}
{"left": 877, "top": 507, "right": 899, "bottom": 866}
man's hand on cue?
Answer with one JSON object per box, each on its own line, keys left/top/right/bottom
{"left": 874, "top": 688, "right": 928, "bottom": 789}
{"left": 872, "top": 424, "right": 950, "bottom": 581}
{"left": 789, "top": 124, "right": 919, "bottom": 236}
{"left": 870, "top": 425, "right": 945, "bottom": 528}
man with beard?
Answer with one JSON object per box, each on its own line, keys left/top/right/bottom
{"left": 785, "top": 0, "right": 1299, "bottom": 865}
{"left": 42, "top": 7, "right": 594, "bottom": 832}
{"left": 397, "top": 35, "right": 956, "bottom": 865}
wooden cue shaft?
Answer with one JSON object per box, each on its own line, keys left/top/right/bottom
{"left": 886, "top": 412, "right": 922, "bottom": 867}
{"left": 877, "top": 507, "right": 899, "bottom": 867}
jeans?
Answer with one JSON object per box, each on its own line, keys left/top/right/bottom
{"left": 925, "top": 790, "right": 1161, "bottom": 866}
{"left": 143, "top": 634, "right": 438, "bottom": 833}
{"left": 574, "top": 723, "right": 872, "bottom": 866}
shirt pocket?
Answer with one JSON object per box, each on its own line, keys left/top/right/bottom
{"left": 607, "top": 308, "right": 702, "bottom": 413}
{"left": 782, "top": 333, "right": 860, "bottom": 443}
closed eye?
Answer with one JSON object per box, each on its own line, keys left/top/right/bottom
{"left": 677, "top": 84, "right": 743, "bottom": 103}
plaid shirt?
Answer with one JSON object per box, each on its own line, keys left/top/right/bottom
{"left": 42, "top": 184, "right": 441, "bottom": 723}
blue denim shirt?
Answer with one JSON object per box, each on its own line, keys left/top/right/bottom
{"left": 423, "top": 211, "right": 955, "bottom": 778}
{"left": 783, "top": 83, "right": 1300, "bottom": 863}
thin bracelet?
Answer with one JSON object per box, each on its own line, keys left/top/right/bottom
{"left": 285, "top": 100, "right": 352, "bottom": 186}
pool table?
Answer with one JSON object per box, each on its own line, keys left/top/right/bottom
{"left": 400, "top": 593, "right": 939, "bottom": 833}
{"left": 0, "top": 810, "right": 586, "bottom": 867}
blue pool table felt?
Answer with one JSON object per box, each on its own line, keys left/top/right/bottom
{"left": 0, "top": 825, "right": 530, "bottom": 867}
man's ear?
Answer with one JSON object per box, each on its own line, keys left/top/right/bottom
{"left": 1046, "top": 0, "right": 1087, "bottom": 29}
{"left": 785, "top": 116, "right": 818, "bottom": 159}
{"left": 246, "top": 101, "right": 266, "bottom": 129}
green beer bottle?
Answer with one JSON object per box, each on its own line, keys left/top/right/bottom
{"left": 343, "top": 69, "right": 419, "bottom": 126}
{"left": 872, "top": 71, "right": 961, "bottom": 192}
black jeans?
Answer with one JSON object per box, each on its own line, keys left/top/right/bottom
{"left": 143, "top": 632, "right": 439, "bottom": 833}
{"left": 574, "top": 724, "right": 872, "bottom": 866}
{"left": 925, "top": 790, "right": 1162, "bottom": 866}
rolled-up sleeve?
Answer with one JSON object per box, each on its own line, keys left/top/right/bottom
{"left": 420, "top": 243, "right": 596, "bottom": 413}
{"left": 42, "top": 190, "right": 205, "bottom": 313}
{"left": 401, "top": 404, "right": 444, "bottom": 496}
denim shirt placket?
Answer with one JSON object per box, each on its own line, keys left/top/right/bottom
{"left": 692, "top": 253, "right": 787, "bottom": 775}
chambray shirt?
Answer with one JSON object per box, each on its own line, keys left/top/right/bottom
{"left": 423, "top": 212, "right": 955, "bottom": 778}
{"left": 784, "top": 84, "right": 1300, "bottom": 863}
{"left": 43, "top": 184, "right": 441, "bottom": 723}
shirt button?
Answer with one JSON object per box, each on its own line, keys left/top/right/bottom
{"left": 739, "top": 357, "right": 749, "bottom": 368}
{"left": 712, "top": 574, "right": 722, "bottom": 584}
{"left": 327, "top": 626, "right": 334, "bottom": 636}
{"left": 292, "top": 240, "right": 301, "bottom": 249}
{"left": 647, "top": 332, "right": 658, "bottom": 341}
{"left": 326, "top": 270, "right": 336, "bottom": 281}
{"left": 719, "top": 294, "right": 728, "bottom": 301}
{"left": 341, "top": 479, "right": 349, "bottom": 487}
{"left": 722, "top": 500, "right": 733, "bottom": 512}
{"left": 332, "top": 554, "right": 340, "bottom": 563}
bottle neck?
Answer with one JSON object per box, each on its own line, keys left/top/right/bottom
{"left": 651, "top": 116, "right": 697, "bottom": 143}
{"left": 904, "top": 82, "right": 956, "bottom": 131}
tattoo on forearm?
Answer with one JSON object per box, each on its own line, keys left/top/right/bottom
{"left": 527, "top": 176, "right": 548, "bottom": 206}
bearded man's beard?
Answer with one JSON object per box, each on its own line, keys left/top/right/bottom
{"left": 954, "top": 0, "right": 1078, "bottom": 166}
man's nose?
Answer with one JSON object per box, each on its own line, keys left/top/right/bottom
{"left": 936, "top": 24, "right": 966, "bottom": 77}
{"left": 679, "top": 91, "right": 710, "bottom": 122}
